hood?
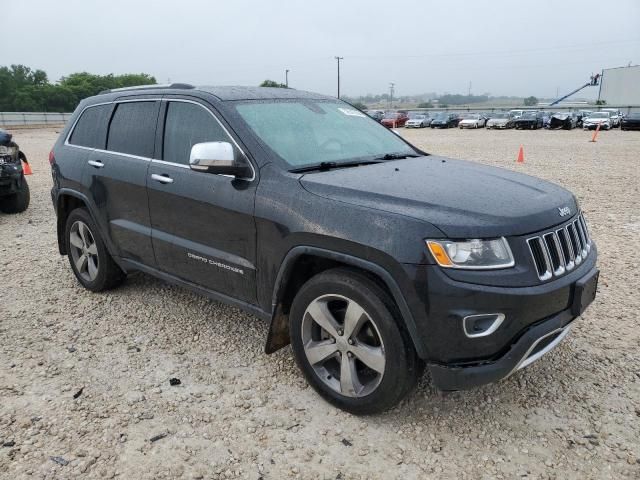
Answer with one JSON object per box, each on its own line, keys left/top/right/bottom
{"left": 551, "top": 113, "right": 570, "bottom": 120}
{"left": 460, "top": 118, "right": 478, "bottom": 124}
{"left": 488, "top": 118, "right": 508, "bottom": 124}
{"left": 299, "top": 156, "right": 577, "bottom": 238}
{"left": 584, "top": 117, "right": 609, "bottom": 123}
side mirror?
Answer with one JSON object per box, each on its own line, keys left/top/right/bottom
{"left": 189, "top": 142, "right": 252, "bottom": 178}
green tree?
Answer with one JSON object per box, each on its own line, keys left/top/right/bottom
{"left": 351, "top": 102, "right": 368, "bottom": 111}
{"left": 417, "top": 102, "right": 433, "bottom": 108}
{"left": 260, "top": 79, "right": 288, "bottom": 88}
{"left": 0, "top": 65, "right": 156, "bottom": 112}
{"left": 524, "top": 96, "right": 538, "bottom": 106}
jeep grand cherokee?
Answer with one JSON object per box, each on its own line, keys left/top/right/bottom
{"left": 50, "top": 84, "right": 598, "bottom": 414}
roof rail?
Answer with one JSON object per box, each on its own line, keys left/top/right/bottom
{"left": 98, "top": 83, "right": 195, "bottom": 95}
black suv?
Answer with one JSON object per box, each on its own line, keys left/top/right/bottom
{"left": 50, "top": 85, "right": 598, "bottom": 414}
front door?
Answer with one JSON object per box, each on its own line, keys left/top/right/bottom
{"left": 147, "top": 99, "right": 258, "bottom": 304}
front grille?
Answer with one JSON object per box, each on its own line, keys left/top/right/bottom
{"left": 527, "top": 214, "right": 592, "bottom": 281}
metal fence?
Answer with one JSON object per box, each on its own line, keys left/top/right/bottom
{"left": 0, "top": 112, "right": 72, "bottom": 127}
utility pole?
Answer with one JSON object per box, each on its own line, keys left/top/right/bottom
{"left": 468, "top": 81, "right": 472, "bottom": 96}
{"left": 334, "top": 56, "right": 343, "bottom": 98}
{"left": 389, "top": 82, "right": 395, "bottom": 108}
{"left": 285, "top": 69, "right": 289, "bottom": 88}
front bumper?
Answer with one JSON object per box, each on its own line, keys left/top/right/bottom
{"left": 583, "top": 123, "right": 610, "bottom": 130}
{"left": 399, "top": 241, "right": 597, "bottom": 390}
{"left": 428, "top": 297, "right": 584, "bottom": 391}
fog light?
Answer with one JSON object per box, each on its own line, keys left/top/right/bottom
{"left": 463, "top": 313, "right": 505, "bottom": 338}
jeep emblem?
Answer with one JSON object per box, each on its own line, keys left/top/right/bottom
{"left": 558, "top": 206, "right": 571, "bottom": 217}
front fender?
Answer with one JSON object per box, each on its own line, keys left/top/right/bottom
{"left": 265, "top": 246, "right": 429, "bottom": 358}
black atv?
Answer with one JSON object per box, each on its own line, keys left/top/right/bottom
{"left": 0, "top": 129, "right": 30, "bottom": 214}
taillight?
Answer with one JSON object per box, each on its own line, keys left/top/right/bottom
{"left": 49, "top": 149, "right": 56, "bottom": 166}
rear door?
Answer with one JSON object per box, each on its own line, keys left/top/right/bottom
{"left": 147, "top": 99, "right": 258, "bottom": 303}
{"left": 85, "top": 99, "right": 160, "bottom": 267}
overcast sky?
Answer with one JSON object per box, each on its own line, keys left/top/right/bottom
{"left": 6, "top": 0, "right": 640, "bottom": 99}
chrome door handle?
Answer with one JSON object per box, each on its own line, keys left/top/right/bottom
{"left": 88, "top": 160, "right": 104, "bottom": 168}
{"left": 151, "top": 173, "right": 174, "bottom": 184}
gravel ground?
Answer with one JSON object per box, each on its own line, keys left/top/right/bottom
{"left": 1, "top": 126, "right": 639, "bottom": 480}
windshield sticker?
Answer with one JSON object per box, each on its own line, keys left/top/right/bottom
{"left": 338, "top": 108, "right": 366, "bottom": 118}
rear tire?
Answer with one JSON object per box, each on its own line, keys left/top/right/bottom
{"left": 289, "top": 268, "right": 423, "bottom": 415}
{"left": 0, "top": 178, "right": 30, "bottom": 214}
{"left": 65, "top": 208, "right": 125, "bottom": 292}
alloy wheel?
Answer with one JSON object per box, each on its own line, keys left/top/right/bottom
{"left": 69, "top": 220, "right": 99, "bottom": 282}
{"left": 301, "top": 294, "right": 386, "bottom": 397}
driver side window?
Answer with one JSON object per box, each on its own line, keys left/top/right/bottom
{"left": 163, "top": 102, "right": 233, "bottom": 165}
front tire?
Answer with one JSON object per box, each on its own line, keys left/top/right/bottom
{"left": 0, "top": 178, "right": 30, "bottom": 214}
{"left": 289, "top": 268, "right": 423, "bottom": 415}
{"left": 65, "top": 208, "right": 125, "bottom": 292}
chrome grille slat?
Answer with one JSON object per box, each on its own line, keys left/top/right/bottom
{"left": 556, "top": 228, "right": 575, "bottom": 271}
{"left": 543, "top": 232, "right": 565, "bottom": 276}
{"left": 527, "top": 237, "right": 552, "bottom": 281}
{"left": 579, "top": 215, "right": 591, "bottom": 245}
{"left": 528, "top": 214, "right": 591, "bottom": 281}
{"left": 568, "top": 223, "right": 582, "bottom": 265}
{"left": 575, "top": 218, "right": 589, "bottom": 255}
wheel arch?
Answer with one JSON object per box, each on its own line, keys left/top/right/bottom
{"left": 55, "top": 189, "right": 110, "bottom": 257}
{"left": 265, "top": 246, "right": 427, "bottom": 358}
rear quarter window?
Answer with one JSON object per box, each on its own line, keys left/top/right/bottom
{"left": 68, "top": 104, "right": 112, "bottom": 148}
{"left": 107, "top": 101, "right": 159, "bottom": 158}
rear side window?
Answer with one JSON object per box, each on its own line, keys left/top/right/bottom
{"left": 107, "top": 101, "right": 159, "bottom": 157}
{"left": 163, "top": 102, "right": 232, "bottom": 165}
{"left": 69, "top": 104, "right": 112, "bottom": 148}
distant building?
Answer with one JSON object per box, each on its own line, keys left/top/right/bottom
{"left": 598, "top": 65, "right": 640, "bottom": 105}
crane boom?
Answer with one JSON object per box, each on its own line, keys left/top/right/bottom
{"left": 549, "top": 75, "right": 599, "bottom": 106}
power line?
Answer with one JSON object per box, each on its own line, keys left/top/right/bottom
{"left": 344, "top": 38, "right": 640, "bottom": 60}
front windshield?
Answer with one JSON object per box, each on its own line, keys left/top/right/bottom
{"left": 522, "top": 112, "right": 537, "bottom": 118}
{"left": 409, "top": 114, "right": 426, "bottom": 120}
{"left": 434, "top": 113, "right": 448, "bottom": 120}
{"left": 234, "top": 100, "right": 416, "bottom": 168}
{"left": 383, "top": 112, "right": 399, "bottom": 119}
{"left": 589, "top": 112, "right": 609, "bottom": 118}
{"left": 461, "top": 114, "right": 480, "bottom": 119}
{"left": 490, "top": 113, "right": 509, "bottom": 119}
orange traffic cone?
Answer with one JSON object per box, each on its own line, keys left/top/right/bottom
{"left": 516, "top": 145, "right": 524, "bottom": 163}
{"left": 590, "top": 123, "right": 601, "bottom": 143}
{"left": 22, "top": 160, "right": 33, "bottom": 175}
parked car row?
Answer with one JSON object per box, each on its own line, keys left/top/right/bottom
{"left": 365, "top": 108, "right": 636, "bottom": 132}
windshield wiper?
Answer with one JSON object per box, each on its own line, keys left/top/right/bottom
{"left": 373, "top": 152, "right": 420, "bottom": 161}
{"left": 289, "top": 160, "right": 381, "bottom": 173}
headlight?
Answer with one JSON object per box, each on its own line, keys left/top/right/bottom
{"left": 426, "top": 238, "right": 515, "bottom": 269}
